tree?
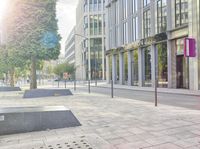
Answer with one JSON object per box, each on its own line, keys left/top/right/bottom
{"left": 53, "top": 62, "right": 75, "bottom": 79}
{"left": 5, "top": 0, "right": 60, "bottom": 89}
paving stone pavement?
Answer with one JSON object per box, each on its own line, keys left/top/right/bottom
{"left": 0, "top": 90, "right": 200, "bottom": 149}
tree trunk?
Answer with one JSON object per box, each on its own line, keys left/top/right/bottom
{"left": 10, "top": 69, "right": 15, "bottom": 87}
{"left": 30, "top": 55, "right": 37, "bottom": 89}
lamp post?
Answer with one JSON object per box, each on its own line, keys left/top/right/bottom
{"left": 74, "top": 34, "right": 89, "bottom": 80}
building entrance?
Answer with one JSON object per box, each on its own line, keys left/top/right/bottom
{"left": 176, "top": 55, "right": 189, "bottom": 89}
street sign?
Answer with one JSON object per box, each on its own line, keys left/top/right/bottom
{"left": 63, "top": 72, "right": 69, "bottom": 80}
{"left": 184, "top": 38, "right": 196, "bottom": 57}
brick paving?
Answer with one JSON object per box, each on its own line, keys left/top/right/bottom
{"left": 0, "top": 90, "right": 200, "bottom": 149}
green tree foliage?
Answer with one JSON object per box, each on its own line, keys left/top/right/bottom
{"left": 4, "top": 0, "right": 61, "bottom": 88}
{"left": 53, "top": 62, "right": 75, "bottom": 79}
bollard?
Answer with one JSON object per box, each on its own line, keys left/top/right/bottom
{"left": 155, "top": 79, "right": 157, "bottom": 107}
{"left": 88, "top": 80, "right": 90, "bottom": 93}
{"left": 65, "top": 80, "right": 66, "bottom": 89}
{"left": 58, "top": 81, "right": 59, "bottom": 88}
{"left": 74, "top": 80, "right": 76, "bottom": 91}
{"left": 95, "top": 79, "right": 97, "bottom": 86}
{"left": 111, "top": 80, "right": 113, "bottom": 98}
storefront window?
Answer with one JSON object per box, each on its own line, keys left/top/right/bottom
{"left": 124, "top": 52, "right": 128, "bottom": 84}
{"left": 144, "top": 47, "right": 152, "bottom": 87}
{"left": 132, "top": 50, "right": 138, "bottom": 86}
{"left": 157, "top": 43, "right": 168, "bottom": 88}
{"left": 90, "top": 38, "right": 102, "bottom": 80}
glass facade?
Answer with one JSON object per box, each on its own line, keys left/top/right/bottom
{"left": 124, "top": 52, "right": 128, "bottom": 84}
{"left": 132, "top": 0, "right": 138, "bottom": 13}
{"left": 144, "top": 47, "right": 152, "bottom": 87}
{"left": 90, "top": 38, "right": 103, "bottom": 80}
{"left": 89, "top": 0, "right": 102, "bottom": 12}
{"left": 132, "top": 16, "right": 138, "bottom": 41}
{"left": 156, "top": 43, "right": 168, "bottom": 88}
{"left": 143, "top": 0, "right": 150, "bottom": 7}
{"left": 175, "top": 0, "right": 188, "bottom": 27}
{"left": 157, "top": 0, "right": 167, "bottom": 33}
{"left": 132, "top": 50, "right": 138, "bottom": 86}
{"left": 143, "top": 9, "right": 151, "bottom": 38}
{"left": 89, "top": 15, "right": 102, "bottom": 36}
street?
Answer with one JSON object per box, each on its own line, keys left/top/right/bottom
{"left": 76, "top": 85, "right": 200, "bottom": 111}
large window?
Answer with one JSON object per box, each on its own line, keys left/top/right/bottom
{"left": 123, "top": 22, "right": 128, "bottom": 44}
{"left": 132, "top": 16, "right": 138, "bottom": 41}
{"left": 157, "top": 43, "right": 168, "bottom": 88}
{"left": 90, "top": 38, "right": 103, "bottom": 80}
{"left": 175, "top": 0, "right": 188, "bottom": 27}
{"left": 143, "top": 10, "right": 151, "bottom": 38}
{"left": 132, "top": 50, "right": 138, "bottom": 86}
{"left": 132, "top": 0, "right": 138, "bottom": 14}
{"left": 89, "top": 0, "right": 93, "bottom": 11}
{"left": 89, "top": 15, "right": 103, "bottom": 36}
{"left": 157, "top": 0, "right": 167, "bottom": 33}
{"left": 144, "top": 0, "right": 150, "bottom": 7}
{"left": 98, "top": 0, "right": 101, "bottom": 11}
{"left": 123, "top": 0, "right": 128, "bottom": 20}
{"left": 144, "top": 47, "right": 152, "bottom": 87}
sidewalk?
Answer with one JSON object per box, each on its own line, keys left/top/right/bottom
{"left": 88, "top": 81, "right": 200, "bottom": 96}
{"left": 0, "top": 90, "right": 200, "bottom": 149}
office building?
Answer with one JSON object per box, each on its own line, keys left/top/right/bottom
{"left": 75, "top": 0, "right": 106, "bottom": 80}
{"left": 106, "top": 0, "right": 200, "bottom": 90}
{"left": 65, "top": 27, "right": 75, "bottom": 65}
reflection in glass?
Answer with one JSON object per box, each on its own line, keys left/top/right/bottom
{"left": 144, "top": 47, "right": 151, "bottom": 87}
{"left": 157, "top": 43, "right": 168, "bottom": 88}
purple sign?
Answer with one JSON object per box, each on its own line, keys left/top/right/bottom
{"left": 184, "top": 38, "right": 196, "bottom": 57}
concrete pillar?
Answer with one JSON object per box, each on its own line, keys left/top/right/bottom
{"left": 128, "top": 50, "right": 133, "bottom": 86}
{"left": 106, "top": 55, "right": 110, "bottom": 83}
{"left": 138, "top": 47, "right": 143, "bottom": 87}
{"left": 119, "top": 52, "right": 124, "bottom": 85}
{"left": 112, "top": 54, "right": 117, "bottom": 83}
{"left": 151, "top": 44, "right": 156, "bottom": 87}
{"left": 188, "top": 0, "right": 199, "bottom": 90}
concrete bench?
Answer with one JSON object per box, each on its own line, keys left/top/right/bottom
{"left": 0, "top": 106, "right": 81, "bottom": 135}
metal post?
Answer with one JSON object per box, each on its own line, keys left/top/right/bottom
{"left": 58, "top": 81, "right": 59, "bottom": 88}
{"left": 88, "top": 79, "right": 90, "bottom": 93}
{"left": 155, "top": 47, "right": 158, "bottom": 107}
{"left": 111, "top": 80, "right": 114, "bottom": 98}
{"left": 64, "top": 80, "right": 66, "bottom": 89}
{"left": 74, "top": 80, "right": 76, "bottom": 91}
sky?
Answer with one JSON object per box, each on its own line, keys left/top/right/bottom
{"left": 56, "top": 0, "right": 78, "bottom": 55}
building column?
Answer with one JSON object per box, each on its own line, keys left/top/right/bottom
{"left": 106, "top": 55, "right": 110, "bottom": 83}
{"left": 112, "top": 54, "right": 117, "bottom": 84}
{"left": 119, "top": 52, "right": 124, "bottom": 85}
{"left": 138, "top": 47, "right": 143, "bottom": 87}
{"left": 151, "top": 44, "right": 156, "bottom": 87}
{"left": 188, "top": 0, "right": 199, "bottom": 90}
{"left": 128, "top": 50, "right": 133, "bottom": 86}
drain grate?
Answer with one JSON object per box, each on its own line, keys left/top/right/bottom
{"left": 44, "top": 138, "right": 94, "bottom": 149}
